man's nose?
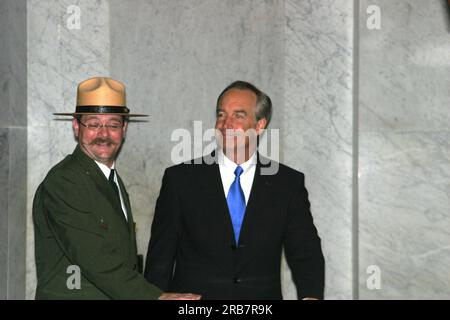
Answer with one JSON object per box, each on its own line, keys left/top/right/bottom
{"left": 97, "top": 125, "right": 109, "bottom": 137}
{"left": 223, "top": 116, "right": 234, "bottom": 129}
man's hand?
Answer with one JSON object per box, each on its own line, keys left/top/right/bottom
{"left": 158, "top": 293, "right": 202, "bottom": 300}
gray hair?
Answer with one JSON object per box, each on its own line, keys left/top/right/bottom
{"left": 216, "top": 80, "right": 272, "bottom": 127}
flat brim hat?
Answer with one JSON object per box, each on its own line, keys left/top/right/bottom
{"left": 53, "top": 77, "right": 148, "bottom": 117}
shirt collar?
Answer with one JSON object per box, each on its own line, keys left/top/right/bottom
{"left": 95, "top": 161, "right": 115, "bottom": 179}
{"left": 218, "top": 149, "right": 257, "bottom": 174}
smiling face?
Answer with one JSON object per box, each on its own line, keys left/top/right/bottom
{"left": 215, "top": 88, "right": 266, "bottom": 163}
{"left": 73, "top": 114, "right": 128, "bottom": 167}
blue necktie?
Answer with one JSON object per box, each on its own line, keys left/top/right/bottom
{"left": 227, "top": 166, "right": 246, "bottom": 243}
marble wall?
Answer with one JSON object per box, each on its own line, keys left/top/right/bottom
{"left": 26, "top": 0, "right": 110, "bottom": 299}
{"left": 358, "top": 0, "right": 450, "bottom": 299}
{"left": 11, "top": 0, "right": 448, "bottom": 300}
{"left": 0, "top": 0, "right": 27, "bottom": 300}
{"left": 283, "top": 0, "right": 355, "bottom": 299}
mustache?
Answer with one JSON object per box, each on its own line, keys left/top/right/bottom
{"left": 90, "top": 138, "right": 117, "bottom": 145}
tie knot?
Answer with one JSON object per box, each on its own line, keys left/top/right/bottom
{"left": 234, "top": 166, "right": 243, "bottom": 177}
{"left": 109, "top": 169, "right": 115, "bottom": 182}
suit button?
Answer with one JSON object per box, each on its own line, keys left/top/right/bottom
{"left": 233, "top": 277, "right": 241, "bottom": 284}
{"left": 230, "top": 244, "right": 237, "bottom": 251}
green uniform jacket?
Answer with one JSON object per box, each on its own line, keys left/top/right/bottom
{"left": 33, "top": 146, "right": 163, "bottom": 299}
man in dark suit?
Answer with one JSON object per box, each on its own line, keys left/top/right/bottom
{"left": 33, "top": 77, "right": 200, "bottom": 300}
{"left": 144, "top": 80, "right": 325, "bottom": 299}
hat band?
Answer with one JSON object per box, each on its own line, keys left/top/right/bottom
{"left": 75, "top": 106, "right": 130, "bottom": 114}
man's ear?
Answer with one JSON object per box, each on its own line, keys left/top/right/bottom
{"left": 256, "top": 118, "right": 267, "bottom": 135}
{"left": 72, "top": 118, "right": 79, "bottom": 138}
{"left": 122, "top": 120, "right": 128, "bottom": 138}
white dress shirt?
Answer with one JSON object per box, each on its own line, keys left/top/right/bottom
{"left": 95, "top": 161, "right": 128, "bottom": 220}
{"left": 218, "top": 150, "right": 257, "bottom": 204}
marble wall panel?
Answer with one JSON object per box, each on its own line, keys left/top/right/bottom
{"left": 0, "top": 0, "right": 27, "bottom": 300}
{"left": 26, "top": 0, "right": 110, "bottom": 299}
{"left": 284, "top": 0, "right": 355, "bottom": 299}
{"left": 359, "top": 0, "right": 450, "bottom": 132}
{"left": 359, "top": 132, "right": 450, "bottom": 299}
{"left": 358, "top": 0, "right": 450, "bottom": 299}
{"left": 0, "top": 129, "right": 9, "bottom": 300}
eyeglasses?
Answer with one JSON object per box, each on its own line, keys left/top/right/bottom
{"left": 78, "top": 121, "right": 124, "bottom": 132}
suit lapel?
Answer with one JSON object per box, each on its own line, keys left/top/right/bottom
{"left": 200, "top": 161, "right": 237, "bottom": 247}
{"left": 72, "top": 146, "right": 130, "bottom": 229}
{"left": 116, "top": 174, "right": 135, "bottom": 234}
{"left": 239, "top": 161, "right": 272, "bottom": 243}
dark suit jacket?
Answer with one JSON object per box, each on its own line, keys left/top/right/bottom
{"left": 144, "top": 153, "right": 325, "bottom": 299}
{"left": 33, "top": 146, "right": 162, "bottom": 299}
